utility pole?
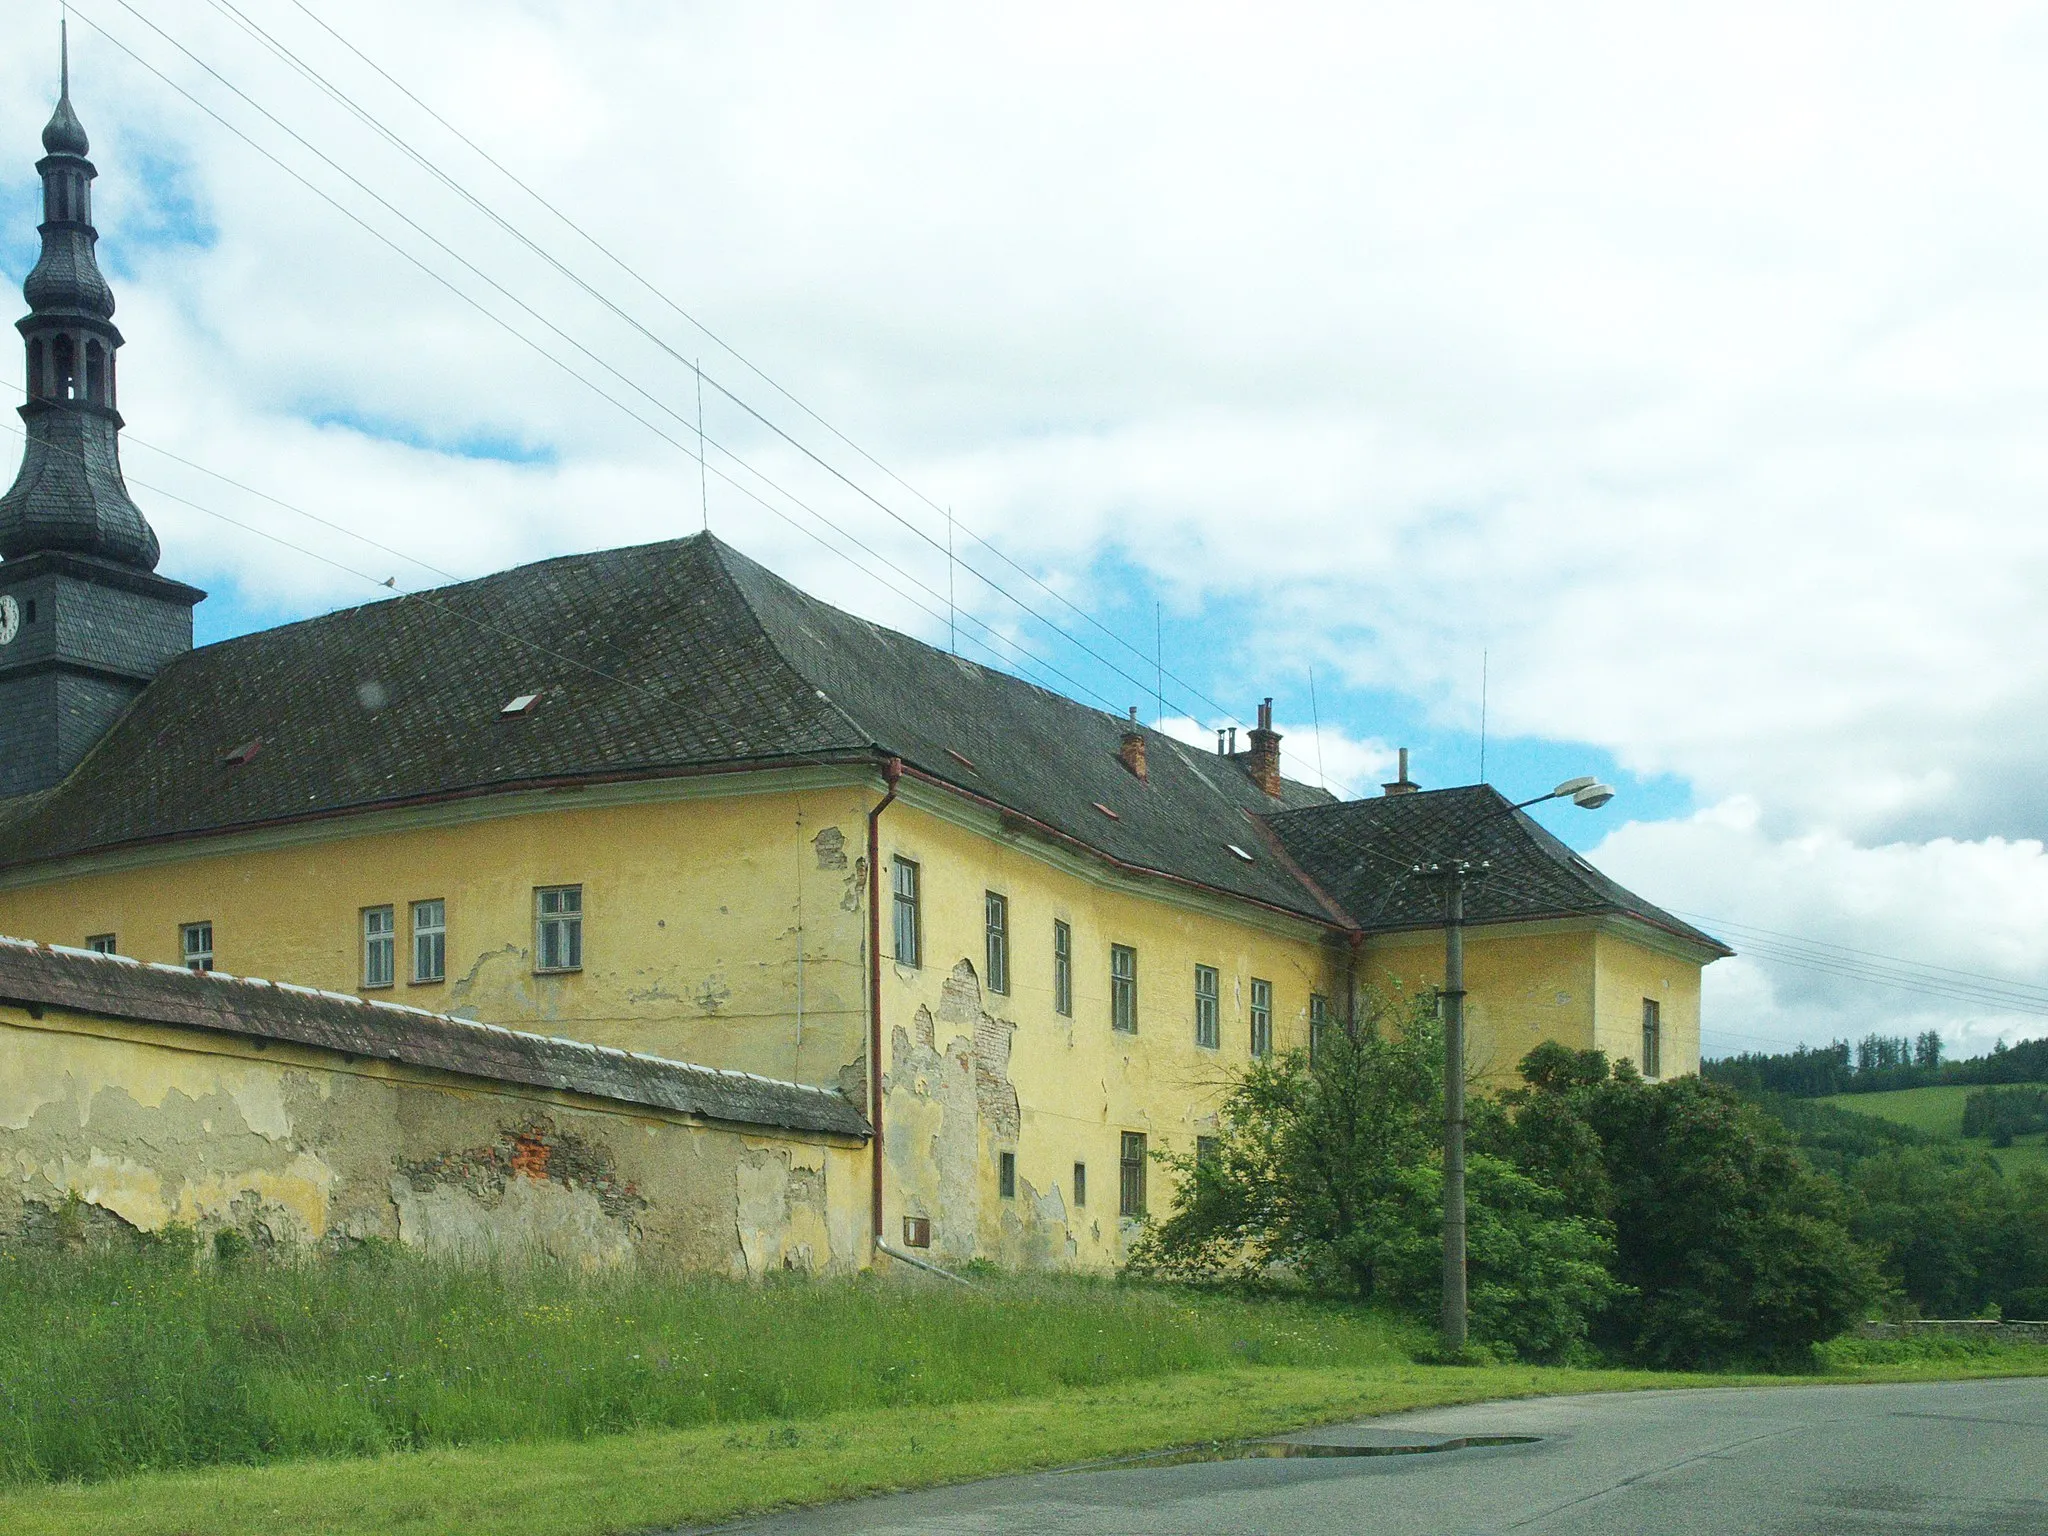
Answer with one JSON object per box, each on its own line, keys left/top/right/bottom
{"left": 1425, "top": 858, "right": 1475, "bottom": 1354}
{"left": 1417, "top": 772, "right": 1614, "bottom": 1356}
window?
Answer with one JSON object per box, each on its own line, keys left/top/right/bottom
{"left": 86, "top": 933, "right": 116, "bottom": 956}
{"left": 412, "top": 899, "right": 446, "bottom": 984}
{"left": 1642, "top": 998, "right": 1662, "bottom": 1079}
{"left": 998, "top": 1151, "right": 1017, "bottom": 1199}
{"left": 535, "top": 885, "right": 583, "bottom": 973}
{"left": 1250, "top": 977, "right": 1273, "bottom": 1058}
{"left": 1119, "top": 1131, "right": 1147, "bottom": 1217}
{"left": 1309, "top": 993, "right": 1332, "bottom": 1064}
{"left": 1110, "top": 944, "right": 1138, "bottom": 1034}
{"left": 1196, "top": 1135, "right": 1221, "bottom": 1168}
{"left": 1052, "top": 920, "right": 1073, "bottom": 1016}
{"left": 1072, "top": 1161, "right": 1087, "bottom": 1207}
{"left": 1194, "top": 964, "right": 1220, "bottom": 1049}
{"left": 362, "top": 906, "right": 396, "bottom": 988}
{"left": 984, "top": 891, "right": 1009, "bottom": 994}
{"left": 180, "top": 922, "right": 213, "bottom": 973}
{"left": 891, "top": 858, "right": 921, "bottom": 967}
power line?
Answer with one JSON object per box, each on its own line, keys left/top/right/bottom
{"left": 68, "top": 2, "right": 1120, "bottom": 710}
{"left": 1676, "top": 911, "right": 2048, "bottom": 1001}
{"left": 139, "top": 0, "right": 1246, "bottom": 734}
{"left": 272, "top": 0, "right": 1249, "bottom": 730}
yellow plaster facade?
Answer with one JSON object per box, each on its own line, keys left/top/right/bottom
{"left": 1361, "top": 919, "right": 1704, "bottom": 1089}
{"left": 0, "top": 999, "right": 870, "bottom": 1271}
{"left": 873, "top": 787, "right": 1338, "bottom": 1270}
{"left": 0, "top": 773, "right": 875, "bottom": 1090}
{"left": 0, "top": 764, "right": 1713, "bottom": 1274}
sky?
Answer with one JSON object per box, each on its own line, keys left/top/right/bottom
{"left": 5, "top": 1, "right": 2048, "bottom": 1061}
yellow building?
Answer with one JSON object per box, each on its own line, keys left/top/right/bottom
{"left": 0, "top": 528, "right": 1728, "bottom": 1270}
{"left": 0, "top": 57, "right": 1726, "bottom": 1271}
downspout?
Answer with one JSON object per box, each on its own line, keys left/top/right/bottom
{"left": 866, "top": 756, "right": 903, "bottom": 1251}
{"left": 1346, "top": 929, "right": 1365, "bottom": 1035}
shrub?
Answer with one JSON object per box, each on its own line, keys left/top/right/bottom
{"left": 1129, "top": 993, "right": 1618, "bottom": 1362}
{"left": 1477, "top": 1044, "right": 1882, "bottom": 1367}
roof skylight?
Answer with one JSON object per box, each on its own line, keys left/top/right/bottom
{"left": 500, "top": 693, "right": 540, "bottom": 716}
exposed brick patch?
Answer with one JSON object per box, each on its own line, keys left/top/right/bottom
{"left": 397, "top": 1118, "right": 647, "bottom": 1219}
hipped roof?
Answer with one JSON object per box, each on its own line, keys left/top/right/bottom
{"left": 0, "top": 532, "right": 1722, "bottom": 954}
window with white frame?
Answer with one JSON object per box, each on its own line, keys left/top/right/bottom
{"left": 1052, "top": 919, "right": 1073, "bottom": 1016}
{"left": 181, "top": 921, "right": 213, "bottom": 972}
{"left": 891, "top": 858, "right": 921, "bottom": 968}
{"left": 1642, "top": 998, "right": 1662, "bottom": 1079}
{"left": 1111, "top": 944, "right": 1138, "bottom": 1034}
{"left": 86, "top": 933, "right": 117, "bottom": 956}
{"left": 362, "top": 906, "right": 396, "bottom": 988}
{"left": 412, "top": 899, "right": 446, "bottom": 984}
{"left": 985, "top": 891, "right": 1009, "bottom": 994}
{"left": 1194, "top": 964, "right": 1220, "bottom": 1049}
{"left": 1250, "top": 977, "right": 1273, "bottom": 1058}
{"left": 535, "top": 886, "right": 583, "bottom": 973}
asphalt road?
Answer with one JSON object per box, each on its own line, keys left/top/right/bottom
{"left": 699, "top": 1377, "right": 2048, "bottom": 1535}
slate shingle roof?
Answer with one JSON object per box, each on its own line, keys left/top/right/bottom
{"left": 1263, "top": 785, "right": 1731, "bottom": 955}
{"left": 0, "top": 937, "right": 870, "bottom": 1137}
{"left": 0, "top": 531, "right": 1719, "bottom": 954}
{"left": 0, "top": 533, "right": 1337, "bottom": 917}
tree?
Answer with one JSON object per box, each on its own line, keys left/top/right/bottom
{"left": 1128, "top": 992, "right": 1619, "bottom": 1361}
{"left": 1475, "top": 1043, "right": 1882, "bottom": 1367}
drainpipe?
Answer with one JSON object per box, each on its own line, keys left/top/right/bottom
{"left": 866, "top": 756, "right": 903, "bottom": 1250}
{"left": 1346, "top": 929, "right": 1365, "bottom": 1035}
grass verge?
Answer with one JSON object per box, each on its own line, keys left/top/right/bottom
{"left": 3, "top": 1351, "right": 2044, "bottom": 1536}
{"left": 0, "top": 1245, "right": 1416, "bottom": 1484}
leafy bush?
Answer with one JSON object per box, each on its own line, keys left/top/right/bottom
{"left": 1129, "top": 993, "right": 1619, "bottom": 1362}
{"left": 1476, "top": 1044, "right": 1882, "bottom": 1367}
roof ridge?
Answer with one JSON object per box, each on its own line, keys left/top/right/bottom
{"left": 179, "top": 533, "right": 724, "bottom": 663}
{"left": 700, "top": 537, "right": 878, "bottom": 753}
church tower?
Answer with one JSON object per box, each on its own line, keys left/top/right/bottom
{"left": 0, "top": 32, "right": 203, "bottom": 799}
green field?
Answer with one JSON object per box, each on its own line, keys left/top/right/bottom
{"left": 1820, "top": 1084, "right": 2048, "bottom": 1174}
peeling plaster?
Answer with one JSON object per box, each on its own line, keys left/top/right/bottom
{"left": 885, "top": 959, "right": 1070, "bottom": 1268}
{"left": 735, "top": 1143, "right": 830, "bottom": 1277}
{"left": 1, "top": 1011, "right": 867, "bottom": 1275}
{"left": 812, "top": 826, "right": 848, "bottom": 870}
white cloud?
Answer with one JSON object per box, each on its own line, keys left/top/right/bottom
{"left": 1155, "top": 714, "right": 1394, "bottom": 798}
{"left": 9, "top": 4, "right": 2048, "bottom": 1049}
{"left": 1594, "top": 800, "right": 2048, "bottom": 1060}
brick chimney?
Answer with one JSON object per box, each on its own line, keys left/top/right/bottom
{"left": 1245, "top": 697, "right": 1282, "bottom": 797}
{"left": 1118, "top": 707, "right": 1148, "bottom": 781}
{"left": 1382, "top": 747, "right": 1421, "bottom": 796}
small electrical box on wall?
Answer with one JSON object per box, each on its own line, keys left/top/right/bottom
{"left": 902, "top": 1216, "right": 931, "bottom": 1248}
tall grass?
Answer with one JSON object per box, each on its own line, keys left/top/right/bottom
{"left": 0, "top": 1243, "right": 1417, "bottom": 1486}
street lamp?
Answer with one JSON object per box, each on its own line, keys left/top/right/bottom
{"left": 1418, "top": 775, "right": 1614, "bottom": 1356}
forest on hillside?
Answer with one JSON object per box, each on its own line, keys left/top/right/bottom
{"left": 1705, "top": 1033, "right": 2048, "bottom": 1098}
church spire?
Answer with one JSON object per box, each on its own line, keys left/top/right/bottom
{"left": 0, "top": 33, "right": 201, "bottom": 801}
{"left": 0, "top": 27, "right": 161, "bottom": 571}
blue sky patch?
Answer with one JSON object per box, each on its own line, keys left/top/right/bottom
{"left": 307, "top": 408, "right": 557, "bottom": 466}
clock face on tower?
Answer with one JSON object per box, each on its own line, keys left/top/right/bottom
{"left": 0, "top": 595, "right": 17, "bottom": 646}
